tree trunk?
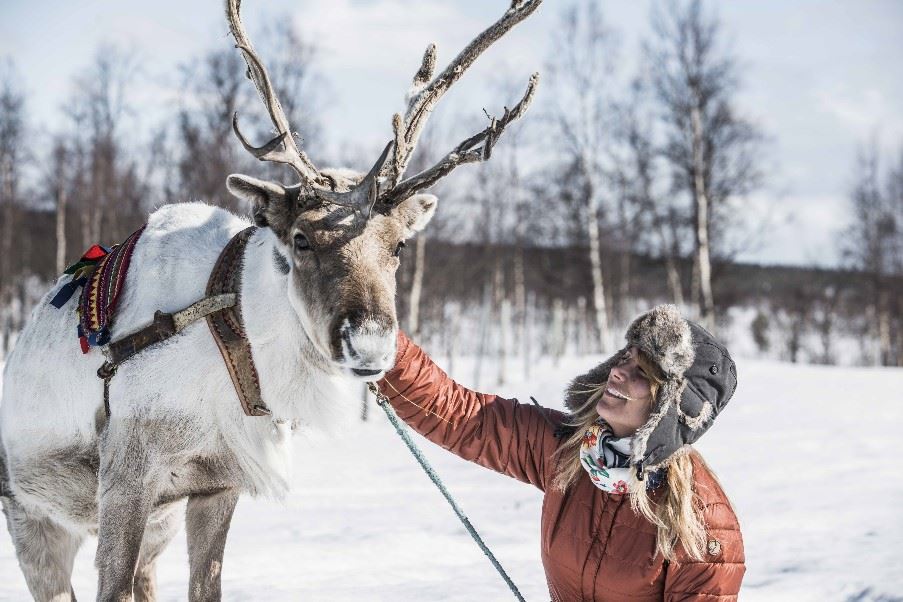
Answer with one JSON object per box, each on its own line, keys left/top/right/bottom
{"left": 652, "top": 208, "right": 684, "bottom": 307}
{"left": 691, "top": 105, "right": 715, "bottom": 331}
{"left": 0, "top": 159, "right": 14, "bottom": 299}
{"left": 445, "top": 302, "right": 459, "bottom": 377}
{"left": 665, "top": 254, "right": 684, "bottom": 307}
{"left": 576, "top": 296, "right": 588, "bottom": 355}
{"left": 896, "top": 305, "right": 903, "bottom": 368}
{"left": 690, "top": 258, "right": 700, "bottom": 314}
{"left": 619, "top": 250, "right": 631, "bottom": 324}
{"left": 818, "top": 311, "right": 833, "bottom": 365}
{"left": 523, "top": 291, "right": 534, "bottom": 381}
{"left": 877, "top": 288, "right": 891, "bottom": 367}
{"left": 91, "top": 166, "right": 103, "bottom": 244}
{"left": 407, "top": 235, "right": 426, "bottom": 339}
{"left": 56, "top": 186, "right": 68, "bottom": 274}
{"left": 493, "top": 258, "right": 507, "bottom": 386}
{"left": 617, "top": 195, "right": 631, "bottom": 324}
{"left": 585, "top": 192, "right": 611, "bottom": 351}
{"left": 473, "top": 280, "right": 492, "bottom": 387}
{"left": 550, "top": 298, "right": 565, "bottom": 367}
{"left": 498, "top": 298, "right": 511, "bottom": 385}
{"left": 81, "top": 205, "right": 92, "bottom": 254}
{"left": 513, "top": 247, "right": 526, "bottom": 357}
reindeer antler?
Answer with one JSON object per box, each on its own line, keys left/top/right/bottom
{"left": 226, "top": 0, "right": 335, "bottom": 190}
{"left": 378, "top": 72, "right": 539, "bottom": 208}
{"left": 227, "top": 0, "right": 542, "bottom": 212}
{"left": 379, "top": 0, "right": 543, "bottom": 190}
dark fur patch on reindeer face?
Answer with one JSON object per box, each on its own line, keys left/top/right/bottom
{"left": 272, "top": 248, "right": 290, "bottom": 275}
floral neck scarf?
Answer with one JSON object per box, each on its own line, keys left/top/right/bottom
{"left": 579, "top": 420, "right": 635, "bottom": 495}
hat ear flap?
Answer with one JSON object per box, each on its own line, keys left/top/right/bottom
{"left": 563, "top": 348, "right": 626, "bottom": 411}
{"left": 630, "top": 378, "right": 684, "bottom": 469}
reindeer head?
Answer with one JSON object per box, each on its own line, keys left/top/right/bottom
{"left": 224, "top": 0, "right": 541, "bottom": 378}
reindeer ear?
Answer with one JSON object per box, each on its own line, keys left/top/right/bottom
{"left": 391, "top": 194, "right": 437, "bottom": 236}
{"left": 226, "top": 174, "right": 293, "bottom": 236}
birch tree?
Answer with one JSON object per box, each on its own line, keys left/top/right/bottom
{"left": 844, "top": 143, "right": 903, "bottom": 366}
{"left": 547, "top": 0, "right": 620, "bottom": 350}
{"left": 0, "top": 63, "right": 27, "bottom": 305}
{"left": 65, "top": 46, "right": 144, "bottom": 246}
{"left": 176, "top": 17, "right": 322, "bottom": 210}
{"left": 614, "top": 80, "right": 686, "bottom": 307}
{"left": 176, "top": 46, "right": 250, "bottom": 209}
{"left": 647, "top": 0, "right": 763, "bottom": 330}
{"left": 46, "top": 137, "right": 69, "bottom": 274}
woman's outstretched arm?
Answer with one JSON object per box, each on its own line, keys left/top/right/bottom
{"left": 377, "top": 331, "right": 562, "bottom": 491}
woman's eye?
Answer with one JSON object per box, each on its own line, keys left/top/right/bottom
{"left": 394, "top": 241, "right": 406, "bottom": 257}
{"left": 294, "top": 233, "right": 311, "bottom": 252}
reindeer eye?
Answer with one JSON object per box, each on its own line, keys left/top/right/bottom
{"left": 294, "top": 233, "right": 311, "bottom": 252}
{"left": 394, "top": 241, "right": 406, "bottom": 257}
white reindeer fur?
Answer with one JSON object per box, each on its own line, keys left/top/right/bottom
{"left": 0, "top": 201, "right": 357, "bottom": 531}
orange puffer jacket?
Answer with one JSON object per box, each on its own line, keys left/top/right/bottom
{"left": 377, "top": 332, "right": 745, "bottom": 601}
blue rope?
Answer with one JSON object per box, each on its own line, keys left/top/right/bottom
{"left": 368, "top": 383, "right": 527, "bottom": 602}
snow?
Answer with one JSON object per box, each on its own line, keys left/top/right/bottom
{"left": 1, "top": 353, "right": 902, "bottom": 601}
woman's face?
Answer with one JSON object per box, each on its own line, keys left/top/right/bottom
{"left": 595, "top": 346, "right": 654, "bottom": 438}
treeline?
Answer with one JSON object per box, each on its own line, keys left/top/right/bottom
{"left": 0, "top": 0, "right": 901, "bottom": 368}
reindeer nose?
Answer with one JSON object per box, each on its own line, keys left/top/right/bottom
{"left": 351, "top": 368, "right": 383, "bottom": 377}
{"left": 333, "top": 313, "right": 396, "bottom": 369}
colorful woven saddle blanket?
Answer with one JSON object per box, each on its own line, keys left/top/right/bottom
{"left": 50, "top": 225, "right": 146, "bottom": 353}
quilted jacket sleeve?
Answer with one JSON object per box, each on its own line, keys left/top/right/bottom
{"left": 376, "top": 331, "right": 562, "bottom": 492}
{"left": 663, "top": 497, "right": 746, "bottom": 601}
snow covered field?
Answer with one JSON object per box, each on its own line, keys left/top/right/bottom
{"left": 1, "top": 352, "right": 901, "bottom": 601}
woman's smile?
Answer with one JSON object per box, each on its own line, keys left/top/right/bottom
{"left": 594, "top": 347, "right": 655, "bottom": 437}
{"left": 603, "top": 386, "right": 633, "bottom": 401}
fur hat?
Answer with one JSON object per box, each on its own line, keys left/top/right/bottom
{"left": 564, "top": 305, "right": 737, "bottom": 478}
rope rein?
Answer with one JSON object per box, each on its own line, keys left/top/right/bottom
{"left": 367, "top": 382, "right": 527, "bottom": 602}
{"left": 380, "top": 377, "right": 452, "bottom": 425}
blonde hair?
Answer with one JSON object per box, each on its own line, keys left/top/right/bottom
{"left": 552, "top": 350, "right": 708, "bottom": 561}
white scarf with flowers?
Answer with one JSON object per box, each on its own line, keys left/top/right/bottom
{"left": 579, "top": 419, "right": 634, "bottom": 495}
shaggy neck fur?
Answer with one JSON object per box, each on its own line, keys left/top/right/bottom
{"left": 217, "top": 227, "right": 356, "bottom": 497}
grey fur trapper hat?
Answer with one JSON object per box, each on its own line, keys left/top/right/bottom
{"left": 564, "top": 304, "right": 737, "bottom": 478}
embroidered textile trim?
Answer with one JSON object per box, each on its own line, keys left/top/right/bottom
{"left": 77, "top": 226, "right": 146, "bottom": 351}
{"left": 50, "top": 226, "right": 146, "bottom": 354}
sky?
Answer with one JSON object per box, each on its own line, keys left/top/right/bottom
{"left": 1, "top": 0, "right": 902, "bottom": 267}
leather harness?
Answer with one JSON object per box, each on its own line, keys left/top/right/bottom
{"left": 97, "top": 226, "right": 270, "bottom": 417}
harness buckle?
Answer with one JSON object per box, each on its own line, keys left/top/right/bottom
{"left": 367, "top": 382, "right": 388, "bottom": 406}
{"left": 97, "top": 361, "right": 118, "bottom": 381}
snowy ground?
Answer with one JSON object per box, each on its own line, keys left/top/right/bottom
{"left": 1, "top": 352, "right": 901, "bottom": 601}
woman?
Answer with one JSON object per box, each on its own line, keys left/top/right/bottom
{"left": 377, "top": 304, "right": 744, "bottom": 601}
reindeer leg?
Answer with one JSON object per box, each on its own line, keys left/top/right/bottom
{"left": 132, "top": 502, "right": 181, "bottom": 602}
{"left": 1, "top": 495, "right": 82, "bottom": 602}
{"left": 186, "top": 488, "right": 239, "bottom": 602}
{"left": 95, "top": 421, "right": 158, "bottom": 602}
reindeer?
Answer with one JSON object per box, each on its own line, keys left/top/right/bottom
{"left": 0, "top": 1, "right": 541, "bottom": 600}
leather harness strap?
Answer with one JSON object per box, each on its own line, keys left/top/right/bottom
{"left": 204, "top": 226, "right": 271, "bottom": 417}
{"left": 104, "top": 294, "right": 237, "bottom": 367}
{"left": 97, "top": 226, "right": 270, "bottom": 418}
